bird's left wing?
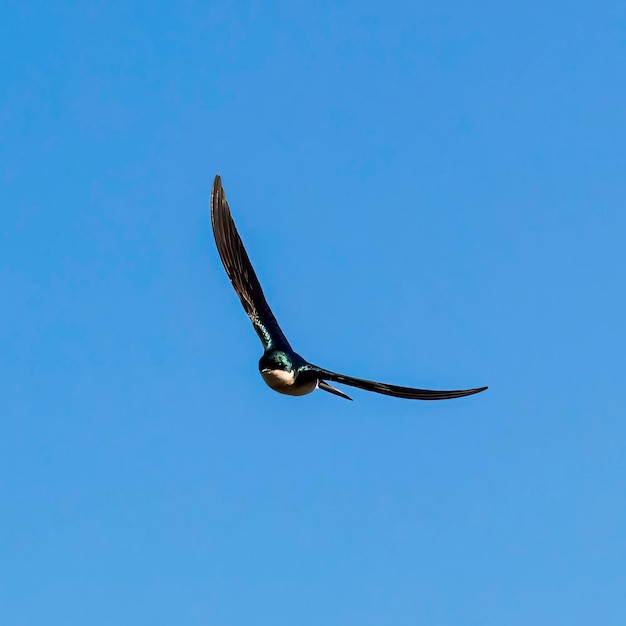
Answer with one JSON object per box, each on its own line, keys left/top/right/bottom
{"left": 211, "top": 175, "right": 291, "bottom": 350}
{"left": 307, "top": 364, "right": 487, "bottom": 400}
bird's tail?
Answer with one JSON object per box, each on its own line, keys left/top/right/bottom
{"left": 318, "top": 380, "right": 353, "bottom": 401}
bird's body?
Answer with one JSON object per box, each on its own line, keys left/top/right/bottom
{"left": 210, "top": 175, "right": 487, "bottom": 402}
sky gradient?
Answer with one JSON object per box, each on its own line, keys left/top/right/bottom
{"left": 2, "top": 1, "right": 625, "bottom": 624}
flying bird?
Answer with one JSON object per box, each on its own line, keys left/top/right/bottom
{"left": 210, "top": 175, "right": 487, "bottom": 401}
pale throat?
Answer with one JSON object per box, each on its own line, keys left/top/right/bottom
{"left": 260, "top": 368, "right": 317, "bottom": 396}
{"left": 261, "top": 368, "right": 296, "bottom": 388}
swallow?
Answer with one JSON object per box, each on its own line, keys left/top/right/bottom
{"left": 210, "top": 175, "right": 487, "bottom": 401}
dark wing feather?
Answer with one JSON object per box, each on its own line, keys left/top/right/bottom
{"left": 210, "top": 175, "right": 291, "bottom": 350}
{"left": 309, "top": 365, "right": 487, "bottom": 400}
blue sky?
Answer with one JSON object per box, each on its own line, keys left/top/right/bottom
{"left": 2, "top": 1, "right": 625, "bottom": 624}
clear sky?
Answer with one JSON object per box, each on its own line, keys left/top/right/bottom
{"left": 2, "top": 2, "right": 625, "bottom": 624}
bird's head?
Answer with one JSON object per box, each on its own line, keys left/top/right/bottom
{"left": 258, "top": 350, "right": 293, "bottom": 374}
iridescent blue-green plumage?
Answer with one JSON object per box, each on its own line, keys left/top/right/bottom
{"left": 210, "top": 175, "right": 487, "bottom": 402}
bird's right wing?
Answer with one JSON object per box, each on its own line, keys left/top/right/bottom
{"left": 211, "top": 175, "right": 291, "bottom": 350}
{"left": 309, "top": 365, "right": 487, "bottom": 400}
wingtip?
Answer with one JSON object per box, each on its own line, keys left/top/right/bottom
{"left": 211, "top": 175, "right": 226, "bottom": 221}
{"left": 212, "top": 174, "right": 222, "bottom": 196}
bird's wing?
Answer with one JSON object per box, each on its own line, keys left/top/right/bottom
{"left": 211, "top": 175, "right": 291, "bottom": 350}
{"left": 308, "top": 365, "right": 487, "bottom": 400}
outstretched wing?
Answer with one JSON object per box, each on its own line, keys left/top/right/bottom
{"left": 211, "top": 175, "right": 291, "bottom": 350}
{"left": 309, "top": 365, "right": 487, "bottom": 400}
